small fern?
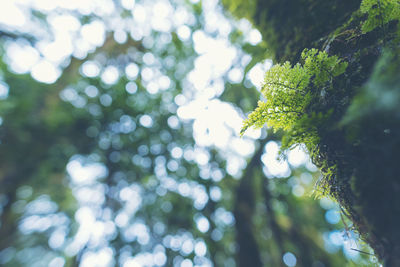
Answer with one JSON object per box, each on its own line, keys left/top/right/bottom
{"left": 241, "top": 49, "right": 347, "bottom": 138}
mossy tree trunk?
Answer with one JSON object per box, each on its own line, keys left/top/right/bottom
{"left": 224, "top": 0, "right": 400, "bottom": 265}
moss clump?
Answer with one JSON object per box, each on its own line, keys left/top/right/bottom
{"left": 360, "top": 0, "right": 400, "bottom": 33}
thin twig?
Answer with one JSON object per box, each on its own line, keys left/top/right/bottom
{"left": 351, "top": 248, "right": 374, "bottom": 256}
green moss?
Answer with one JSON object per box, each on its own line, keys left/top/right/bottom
{"left": 360, "top": 0, "right": 400, "bottom": 33}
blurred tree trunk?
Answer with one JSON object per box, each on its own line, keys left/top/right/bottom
{"left": 233, "top": 140, "right": 266, "bottom": 267}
